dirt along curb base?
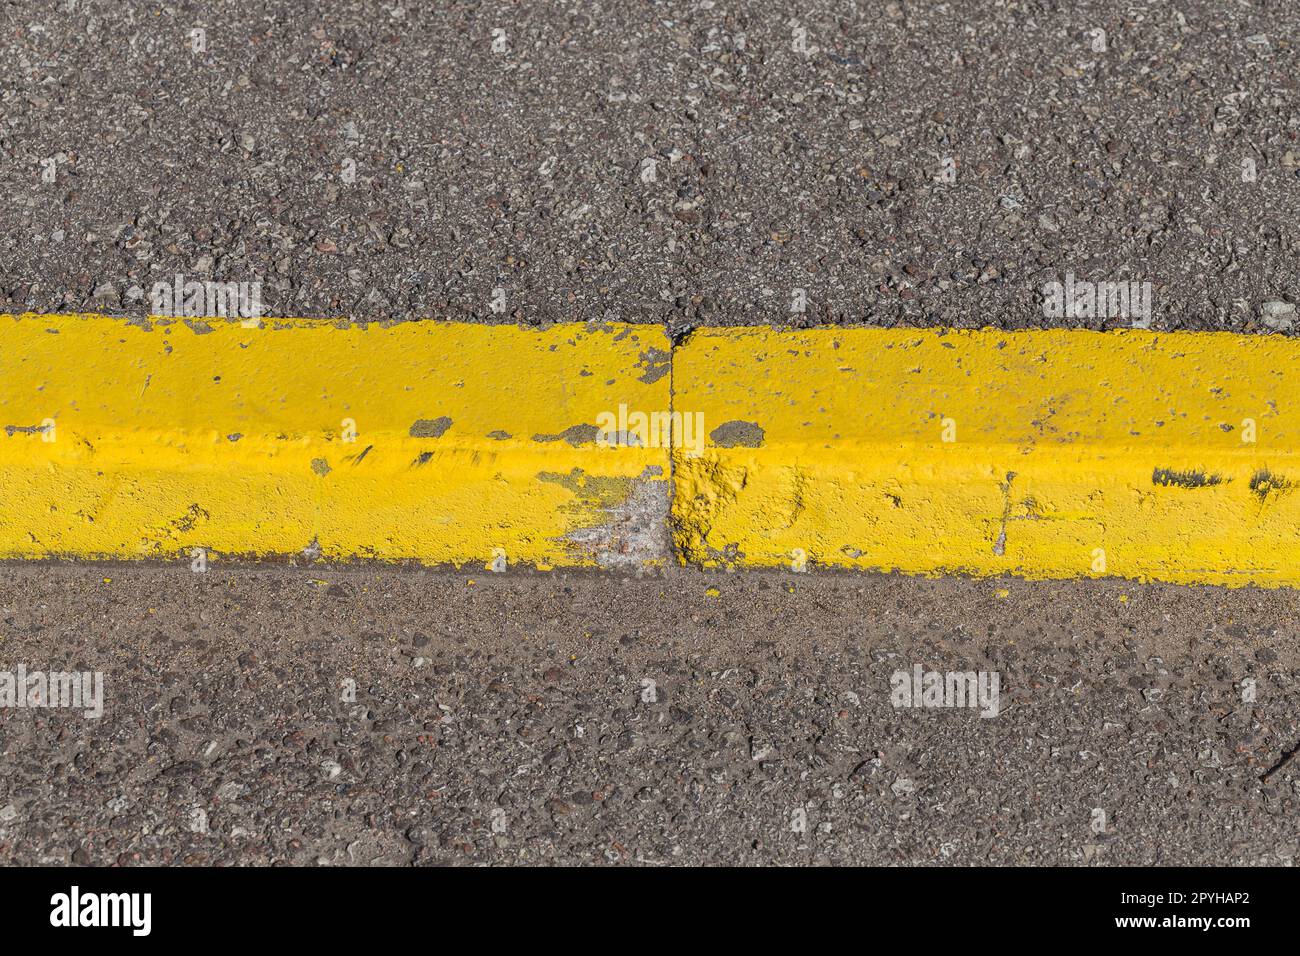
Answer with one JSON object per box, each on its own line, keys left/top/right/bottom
{"left": 1, "top": 313, "right": 1298, "bottom": 585}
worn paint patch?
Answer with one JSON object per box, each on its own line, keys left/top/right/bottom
{"left": 542, "top": 466, "right": 669, "bottom": 568}
{"left": 1152, "top": 467, "right": 1222, "bottom": 489}
{"left": 533, "top": 423, "right": 601, "bottom": 446}
{"left": 710, "top": 420, "right": 765, "bottom": 448}
{"left": 410, "top": 416, "right": 453, "bottom": 438}
{"left": 1250, "top": 468, "right": 1290, "bottom": 501}
{"left": 4, "top": 423, "right": 49, "bottom": 436}
{"left": 636, "top": 347, "right": 672, "bottom": 384}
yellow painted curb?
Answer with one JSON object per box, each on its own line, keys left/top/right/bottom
{"left": 673, "top": 327, "right": 1300, "bottom": 587}
{"left": 4, "top": 315, "right": 1299, "bottom": 585}
{"left": 0, "top": 314, "right": 671, "bottom": 568}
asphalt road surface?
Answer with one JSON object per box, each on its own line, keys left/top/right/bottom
{"left": 2, "top": 0, "right": 1299, "bottom": 334}
{"left": 0, "top": 565, "right": 1297, "bottom": 866}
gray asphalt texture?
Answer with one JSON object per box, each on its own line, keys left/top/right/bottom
{"left": 2, "top": 0, "right": 1299, "bottom": 334}
{"left": 0, "top": 566, "right": 1298, "bottom": 866}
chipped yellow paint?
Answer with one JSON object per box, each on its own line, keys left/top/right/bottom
{"left": 0, "top": 313, "right": 670, "bottom": 567}
{"left": 674, "top": 327, "right": 1300, "bottom": 587}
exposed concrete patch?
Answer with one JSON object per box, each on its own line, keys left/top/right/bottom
{"left": 533, "top": 423, "right": 600, "bottom": 447}
{"left": 1152, "top": 467, "right": 1223, "bottom": 489}
{"left": 3, "top": 423, "right": 51, "bottom": 437}
{"left": 144, "top": 503, "right": 212, "bottom": 548}
{"left": 543, "top": 466, "right": 669, "bottom": 568}
{"left": 636, "top": 346, "right": 672, "bottom": 384}
{"left": 992, "top": 472, "right": 1017, "bottom": 556}
{"left": 1250, "top": 468, "right": 1290, "bottom": 501}
{"left": 597, "top": 429, "right": 646, "bottom": 449}
{"left": 410, "top": 417, "right": 453, "bottom": 438}
{"left": 171, "top": 503, "right": 209, "bottom": 534}
{"left": 710, "top": 420, "right": 765, "bottom": 448}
